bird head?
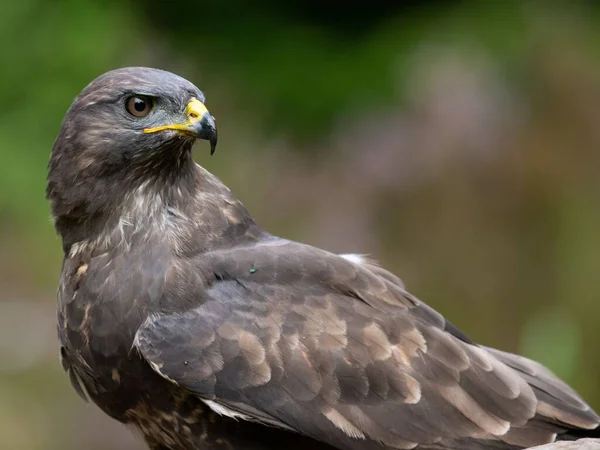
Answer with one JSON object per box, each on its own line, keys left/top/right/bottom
{"left": 47, "top": 67, "right": 218, "bottom": 238}
{"left": 54, "top": 66, "right": 216, "bottom": 160}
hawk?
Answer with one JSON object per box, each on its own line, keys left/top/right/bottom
{"left": 47, "top": 67, "right": 599, "bottom": 450}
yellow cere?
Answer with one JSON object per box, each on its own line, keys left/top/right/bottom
{"left": 185, "top": 97, "right": 209, "bottom": 120}
{"left": 143, "top": 97, "right": 209, "bottom": 134}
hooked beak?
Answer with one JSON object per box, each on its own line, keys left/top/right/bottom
{"left": 143, "top": 98, "right": 218, "bottom": 155}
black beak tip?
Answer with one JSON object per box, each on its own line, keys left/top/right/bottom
{"left": 210, "top": 133, "right": 217, "bottom": 156}
{"left": 198, "top": 113, "right": 217, "bottom": 155}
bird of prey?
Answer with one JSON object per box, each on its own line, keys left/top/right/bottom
{"left": 47, "top": 67, "right": 599, "bottom": 450}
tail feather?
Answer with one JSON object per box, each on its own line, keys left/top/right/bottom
{"left": 484, "top": 346, "right": 600, "bottom": 435}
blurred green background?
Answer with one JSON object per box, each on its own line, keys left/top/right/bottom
{"left": 1, "top": 0, "right": 600, "bottom": 448}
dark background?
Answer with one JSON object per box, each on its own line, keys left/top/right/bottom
{"left": 1, "top": 1, "right": 600, "bottom": 448}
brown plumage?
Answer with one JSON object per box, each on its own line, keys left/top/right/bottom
{"left": 47, "top": 67, "right": 599, "bottom": 450}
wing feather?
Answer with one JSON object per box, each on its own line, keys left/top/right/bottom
{"left": 134, "top": 241, "right": 599, "bottom": 449}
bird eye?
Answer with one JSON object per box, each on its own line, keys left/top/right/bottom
{"left": 126, "top": 95, "right": 153, "bottom": 118}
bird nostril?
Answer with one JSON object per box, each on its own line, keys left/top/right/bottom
{"left": 189, "top": 112, "right": 199, "bottom": 120}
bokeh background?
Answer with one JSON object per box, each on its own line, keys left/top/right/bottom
{"left": 1, "top": 1, "right": 600, "bottom": 448}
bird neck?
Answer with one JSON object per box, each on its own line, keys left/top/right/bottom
{"left": 54, "top": 163, "right": 264, "bottom": 259}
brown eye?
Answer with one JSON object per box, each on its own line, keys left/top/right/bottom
{"left": 126, "top": 95, "right": 153, "bottom": 117}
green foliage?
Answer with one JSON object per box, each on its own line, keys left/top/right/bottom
{"left": 0, "top": 0, "right": 146, "bottom": 278}
{"left": 143, "top": 1, "right": 536, "bottom": 140}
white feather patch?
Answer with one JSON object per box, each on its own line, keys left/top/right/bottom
{"left": 340, "top": 254, "right": 367, "bottom": 265}
{"left": 324, "top": 408, "right": 366, "bottom": 439}
{"left": 202, "top": 400, "right": 252, "bottom": 421}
